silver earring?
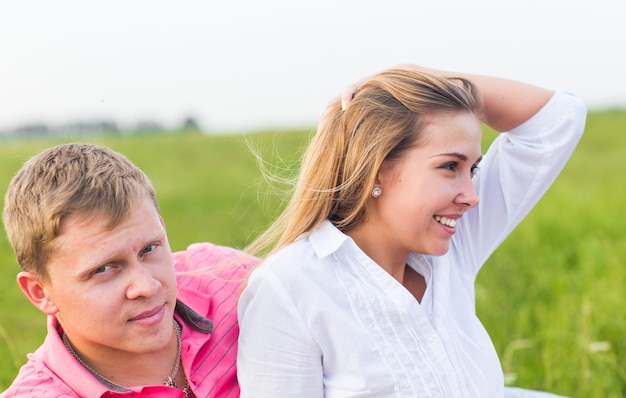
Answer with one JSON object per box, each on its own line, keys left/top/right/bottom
{"left": 372, "top": 187, "right": 382, "bottom": 198}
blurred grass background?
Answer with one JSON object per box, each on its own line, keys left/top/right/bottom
{"left": 0, "top": 109, "right": 624, "bottom": 396}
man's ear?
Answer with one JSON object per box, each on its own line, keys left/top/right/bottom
{"left": 16, "top": 271, "right": 59, "bottom": 316}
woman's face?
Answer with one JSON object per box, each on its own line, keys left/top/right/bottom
{"left": 354, "top": 111, "right": 482, "bottom": 266}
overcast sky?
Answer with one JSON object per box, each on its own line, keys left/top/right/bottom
{"left": 1, "top": 0, "right": 624, "bottom": 133}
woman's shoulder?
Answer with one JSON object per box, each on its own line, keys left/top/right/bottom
{"left": 259, "top": 238, "right": 318, "bottom": 272}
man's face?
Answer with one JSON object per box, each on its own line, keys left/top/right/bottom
{"left": 39, "top": 197, "right": 178, "bottom": 362}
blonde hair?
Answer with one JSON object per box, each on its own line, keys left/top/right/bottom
{"left": 2, "top": 143, "right": 158, "bottom": 281}
{"left": 247, "top": 67, "right": 483, "bottom": 258}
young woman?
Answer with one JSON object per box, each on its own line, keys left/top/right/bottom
{"left": 237, "top": 65, "right": 587, "bottom": 397}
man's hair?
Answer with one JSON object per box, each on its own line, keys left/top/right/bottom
{"left": 2, "top": 143, "right": 158, "bottom": 281}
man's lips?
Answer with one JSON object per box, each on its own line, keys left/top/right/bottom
{"left": 129, "top": 305, "right": 165, "bottom": 323}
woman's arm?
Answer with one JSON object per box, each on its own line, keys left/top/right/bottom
{"left": 425, "top": 66, "right": 553, "bottom": 132}
{"left": 341, "top": 64, "right": 555, "bottom": 132}
{"left": 237, "top": 266, "right": 324, "bottom": 397}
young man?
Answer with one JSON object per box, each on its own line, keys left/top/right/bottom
{"left": 1, "top": 143, "right": 258, "bottom": 397}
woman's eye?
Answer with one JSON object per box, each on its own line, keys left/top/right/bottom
{"left": 471, "top": 164, "right": 480, "bottom": 177}
{"left": 441, "top": 162, "right": 458, "bottom": 171}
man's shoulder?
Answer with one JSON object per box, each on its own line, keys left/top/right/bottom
{"left": 1, "top": 354, "right": 79, "bottom": 398}
{"left": 173, "top": 242, "right": 259, "bottom": 275}
{"left": 174, "top": 242, "right": 258, "bottom": 312}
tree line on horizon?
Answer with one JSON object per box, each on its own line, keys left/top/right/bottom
{"left": 0, "top": 115, "right": 202, "bottom": 137}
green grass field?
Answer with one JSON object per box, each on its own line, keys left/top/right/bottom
{"left": 1, "top": 109, "right": 625, "bottom": 396}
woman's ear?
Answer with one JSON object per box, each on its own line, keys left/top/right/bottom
{"left": 376, "top": 158, "right": 395, "bottom": 186}
{"left": 16, "top": 271, "right": 59, "bottom": 316}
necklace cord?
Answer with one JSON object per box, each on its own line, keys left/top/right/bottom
{"left": 62, "top": 319, "right": 189, "bottom": 396}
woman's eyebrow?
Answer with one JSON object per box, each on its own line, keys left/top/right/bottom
{"left": 432, "top": 153, "right": 483, "bottom": 163}
{"left": 431, "top": 152, "right": 467, "bottom": 160}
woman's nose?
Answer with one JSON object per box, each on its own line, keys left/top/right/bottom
{"left": 456, "top": 177, "right": 479, "bottom": 209}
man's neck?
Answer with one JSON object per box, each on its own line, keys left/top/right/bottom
{"left": 61, "top": 320, "right": 181, "bottom": 389}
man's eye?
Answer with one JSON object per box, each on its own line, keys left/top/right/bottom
{"left": 94, "top": 265, "right": 112, "bottom": 274}
{"left": 141, "top": 244, "right": 157, "bottom": 255}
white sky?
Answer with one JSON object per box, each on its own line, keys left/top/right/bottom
{"left": 1, "top": 0, "right": 624, "bottom": 133}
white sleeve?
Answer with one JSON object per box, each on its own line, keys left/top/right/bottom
{"left": 237, "top": 265, "right": 324, "bottom": 397}
{"left": 452, "top": 90, "right": 587, "bottom": 277}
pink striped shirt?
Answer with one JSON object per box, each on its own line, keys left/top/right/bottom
{"left": 1, "top": 242, "right": 258, "bottom": 398}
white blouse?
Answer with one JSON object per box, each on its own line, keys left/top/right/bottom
{"left": 238, "top": 91, "right": 587, "bottom": 397}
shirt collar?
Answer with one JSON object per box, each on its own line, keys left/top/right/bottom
{"left": 45, "top": 316, "right": 115, "bottom": 397}
{"left": 45, "top": 293, "right": 208, "bottom": 397}
{"left": 174, "top": 283, "right": 215, "bottom": 364}
{"left": 308, "top": 220, "right": 351, "bottom": 259}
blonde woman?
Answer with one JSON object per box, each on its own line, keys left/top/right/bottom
{"left": 237, "top": 65, "right": 587, "bottom": 397}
